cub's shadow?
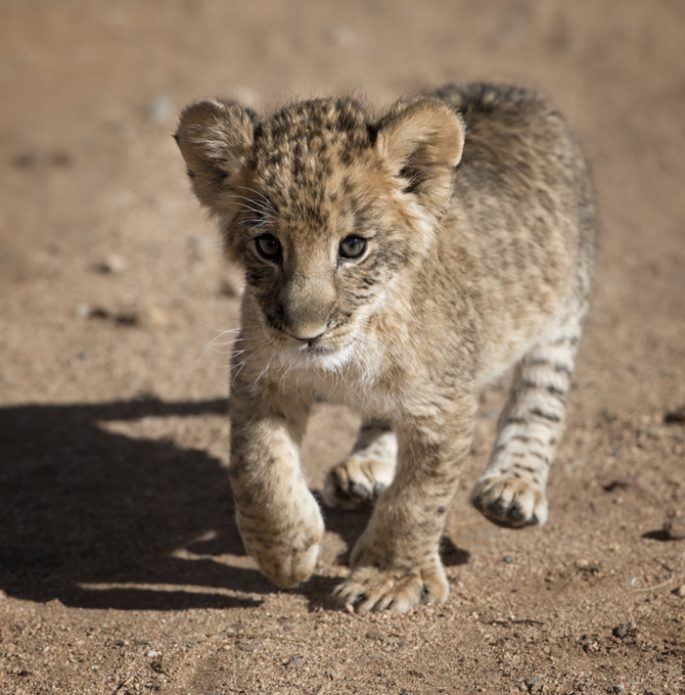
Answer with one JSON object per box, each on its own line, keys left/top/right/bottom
{"left": 0, "top": 396, "right": 263, "bottom": 610}
{"left": 0, "top": 396, "right": 469, "bottom": 611}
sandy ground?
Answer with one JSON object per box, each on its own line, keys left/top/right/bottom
{"left": 1, "top": 1, "right": 684, "bottom": 693}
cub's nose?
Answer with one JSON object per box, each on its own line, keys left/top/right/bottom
{"left": 280, "top": 272, "right": 336, "bottom": 343}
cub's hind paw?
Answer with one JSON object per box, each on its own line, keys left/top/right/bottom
{"left": 322, "top": 456, "right": 393, "bottom": 510}
{"left": 333, "top": 562, "right": 448, "bottom": 614}
{"left": 471, "top": 473, "right": 548, "bottom": 528}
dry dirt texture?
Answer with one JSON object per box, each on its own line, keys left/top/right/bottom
{"left": 1, "top": 1, "right": 684, "bottom": 693}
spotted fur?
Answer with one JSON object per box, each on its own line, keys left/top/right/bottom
{"left": 175, "top": 83, "right": 596, "bottom": 612}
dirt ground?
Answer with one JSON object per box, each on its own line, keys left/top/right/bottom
{"left": 1, "top": 1, "right": 684, "bottom": 693}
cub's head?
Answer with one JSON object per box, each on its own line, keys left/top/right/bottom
{"left": 175, "top": 96, "right": 464, "bottom": 368}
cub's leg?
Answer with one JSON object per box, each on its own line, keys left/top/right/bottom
{"left": 323, "top": 420, "right": 396, "bottom": 509}
{"left": 334, "top": 395, "right": 476, "bottom": 613}
{"left": 471, "top": 309, "right": 584, "bottom": 527}
{"left": 229, "top": 391, "right": 324, "bottom": 588}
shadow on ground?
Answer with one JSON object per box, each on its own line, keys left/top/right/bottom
{"left": 0, "top": 396, "right": 469, "bottom": 611}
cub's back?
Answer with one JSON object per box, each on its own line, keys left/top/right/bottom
{"left": 426, "top": 83, "right": 596, "bottom": 376}
{"left": 436, "top": 82, "right": 595, "bottom": 284}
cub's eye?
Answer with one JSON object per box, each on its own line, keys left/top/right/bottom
{"left": 254, "top": 234, "right": 282, "bottom": 262}
{"left": 339, "top": 235, "right": 367, "bottom": 260}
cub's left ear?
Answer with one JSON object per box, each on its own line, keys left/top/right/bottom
{"left": 375, "top": 98, "right": 465, "bottom": 213}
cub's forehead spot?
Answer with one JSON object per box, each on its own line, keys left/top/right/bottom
{"left": 238, "top": 98, "right": 382, "bottom": 236}
{"left": 251, "top": 98, "right": 372, "bottom": 181}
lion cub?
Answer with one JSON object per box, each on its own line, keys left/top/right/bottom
{"left": 175, "top": 83, "right": 596, "bottom": 613}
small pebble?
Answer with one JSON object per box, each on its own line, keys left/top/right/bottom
{"left": 664, "top": 405, "right": 685, "bottom": 425}
{"left": 237, "top": 640, "right": 259, "bottom": 652}
{"left": 224, "top": 622, "right": 244, "bottom": 636}
{"left": 75, "top": 303, "right": 143, "bottom": 326}
{"left": 662, "top": 517, "right": 685, "bottom": 541}
{"left": 12, "top": 150, "right": 40, "bottom": 168}
{"left": 366, "top": 630, "right": 386, "bottom": 642}
{"left": 327, "top": 667, "right": 344, "bottom": 681}
{"left": 601, "top": 479, "right": 630, "bottom": 493}
{"left": 283, "top": 655, "right": 303, "bottom": 668}
{"left": 611, "top": 623, "right": 636, "bottom": 639}
{"left": 75, "top": 302, "right": 94, "bottom": 319}
{"left": 11, "top": 149, "right": 72, "bottom": 169}
{"left": 113, "top": 310, "right": 140, "bottom": 327}
{"left": 92, "top": 253, "right": 127, "bottom": 275}
{"left": 524, "top": 675, "right": 541, "bottom": 692}
{"left": 673, "top": 584, "right": 685, "bottom": 597}
{"left": 150, "top": 658, "right": 164, "bottom": 673}
{"left": 578, "top": 634, "right": 600, "bottom": 653}
{"left": 575, "top": 559, "right": 601, "bottom": 574}
{"left": 146, "top": 649, "right": 160, "bottom": 658}
{"left": 142, "top": 303, "right": 169, "bottom": 328}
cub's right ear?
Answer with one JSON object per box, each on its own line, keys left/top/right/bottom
{"left": 174, "top": 99, "right": 258, "bottom": 213}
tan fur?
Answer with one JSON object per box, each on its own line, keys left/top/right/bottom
{"left": 175, "top": 83, "right": 596, "bottom": 612}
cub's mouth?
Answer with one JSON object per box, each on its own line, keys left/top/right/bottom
{"left": 275, "top": 329, "right": 357, "bottom": 370}
{"left": 295, "top": 341, "right": 338, "bottom": 355}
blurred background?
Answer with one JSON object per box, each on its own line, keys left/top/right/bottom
{"left": 1, "top": 1, "right": 683, "bottom": 693}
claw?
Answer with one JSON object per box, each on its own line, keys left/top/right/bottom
{"left": 471, "top": 473, "right": 548, "bottom": 528}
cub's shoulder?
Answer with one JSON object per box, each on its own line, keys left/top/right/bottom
{"left": 433, "top": 82, "right": 556, "bottom": 123}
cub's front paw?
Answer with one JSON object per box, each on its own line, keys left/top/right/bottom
{"left": 333, "top": 559, "right": 448, "bottom": 614}
{"left": 471, "top": 473, "right": 548, "bottom": 528}
{"left": 238, "top": 505, "right": 324, "bottom": 589}
{"left": 251, "top": 537, "right": 321, "bottom": 589}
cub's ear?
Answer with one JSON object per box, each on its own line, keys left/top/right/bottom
{"left": 174, "top": 99, "right": 258, "bottom": 212}
{"left": 375, "top": 97, "right": 465, "bottom": 213}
